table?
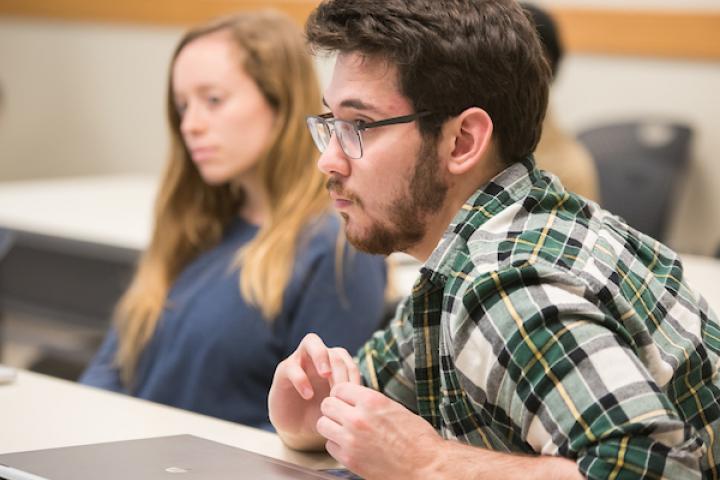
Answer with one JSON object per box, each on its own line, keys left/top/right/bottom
{"left": 0, "top": 369, "right": 335, "bottom": 469}
{"left": 680, "top": 254, "right": 720, "bottom": 316}
{"left": 0, "top": 175, "right": 158, "bottom": 370}
{"left": 0, "top": 175, "right": 157, "bottom": 326}
{"left": 0, "top": 174, "right": 156, "bottom": 250}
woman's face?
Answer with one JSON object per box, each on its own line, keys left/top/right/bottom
{"left": 172, "top": 32, "right": 276, "bottom": 185}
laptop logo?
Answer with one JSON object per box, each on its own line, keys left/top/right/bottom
{"left": 165, "top": 467, "right": 190, "bottom": 474}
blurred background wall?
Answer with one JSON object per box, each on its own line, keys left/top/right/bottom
{"left": 0, "top": 0, "right": 718, "bottom": 254}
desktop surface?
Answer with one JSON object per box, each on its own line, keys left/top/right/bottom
{"left": 0, "top": 174, "right": 157, "bottom": 250}
{"left": 0, "top": 370, "right": 337, "bottom": 470}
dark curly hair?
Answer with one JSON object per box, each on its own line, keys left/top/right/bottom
{"left": 306, "top": 0, "right": 551, "bottom": 164}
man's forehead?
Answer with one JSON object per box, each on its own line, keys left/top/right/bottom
{"left": 324, "top": 52, "right": 410, "bottom": 115}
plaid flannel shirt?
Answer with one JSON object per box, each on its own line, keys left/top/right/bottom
{"left": 358, "top": 157, "right": 720, "bottom": 479}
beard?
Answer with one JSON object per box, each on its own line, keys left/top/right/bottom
{"left": 329, "top": 136, "right": 449, "bottom": 256}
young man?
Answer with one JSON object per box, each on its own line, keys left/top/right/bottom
{"left": 268, "top": 1, "right": 720, "bottom": 479}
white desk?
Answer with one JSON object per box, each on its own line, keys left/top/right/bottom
{"left": 0, "top": 369, "right": 335, "bottom": 469}
{"left": 680, "top": 254, "right": 720, "bottom": 316}
{"left": 0, "top": 174, "right": 157, "bottom": 250}
{"left": 0, "top": 175, "right": 159, "bottom": 342}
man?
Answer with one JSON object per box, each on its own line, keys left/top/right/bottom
{"left": 268, "top": 1, "right": 720, "bottom": 479}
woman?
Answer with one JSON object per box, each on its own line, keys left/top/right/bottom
{"left": 80, "top": 11, "right": 387, "bottom": 429}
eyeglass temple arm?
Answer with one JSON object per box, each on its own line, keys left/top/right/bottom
{"left": 358, "top": 111, "right": 432, "bottom": 130}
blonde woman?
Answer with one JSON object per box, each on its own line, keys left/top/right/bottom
{"left": 80, "top": 11, "right": 386, "bottom": 429}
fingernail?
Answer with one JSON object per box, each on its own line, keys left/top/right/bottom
{"left": 320, "top": 363, "right": 330, "bottom": 375}
{"left": 302, "top": 387, "right": 313, "bottom": 399}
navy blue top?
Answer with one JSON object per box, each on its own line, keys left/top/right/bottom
{"left": 80, "top": 214, "right": 386, "bottom": 429}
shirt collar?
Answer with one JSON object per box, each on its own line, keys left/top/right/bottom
{"left": 421, "top": 156, "right": 538, "bottom": 284}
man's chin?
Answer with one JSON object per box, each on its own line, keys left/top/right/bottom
{"left": 342, "top": 219, "right": 399, "bottom": 256}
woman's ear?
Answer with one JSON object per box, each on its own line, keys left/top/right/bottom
{"left": 441, "top": 107, "right": 494, "bottom": 176}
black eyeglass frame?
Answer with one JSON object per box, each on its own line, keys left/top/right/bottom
{"left": 306, "top": 110, "right": 432, "bottom": 159}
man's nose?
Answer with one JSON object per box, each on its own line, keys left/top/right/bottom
{"left": 317, "top": 134, "right": 351, "bottom": 177}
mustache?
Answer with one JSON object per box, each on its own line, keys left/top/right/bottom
{"left": 326, "top": 177, "right": 361, "bottom": 205}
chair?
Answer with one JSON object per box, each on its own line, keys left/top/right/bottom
{"left": 0, "top": 229, "right": 12, "bottom": 267}
{"left": 577, "top": 120, "right": 693, "bottom": 242}
{"left": 0, "top": 228, "right": 15, "bottom": 360}
{"left": 0, "top": 230, "right": 137, "bottom": 380}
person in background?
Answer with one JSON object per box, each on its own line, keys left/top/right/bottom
{"left": 80, "top": 10, "right": 387, "bottom": 430}
{"left": 267, "top": 1, "right": 720, "bottom": 478}
{"left": 522, "top": 2, "right": 600, "bottom": 202}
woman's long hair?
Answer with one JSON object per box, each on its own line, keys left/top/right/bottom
{"left": 114, "top": 11, "right": 328, "bottom": 386}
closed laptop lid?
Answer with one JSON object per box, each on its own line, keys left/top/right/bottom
{"left": 0, "top": 434, "right": 337, "bottom": 480}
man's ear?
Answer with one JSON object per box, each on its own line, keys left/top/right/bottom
{"left": 441, "top": 108, "right": 494, "bottom": 176}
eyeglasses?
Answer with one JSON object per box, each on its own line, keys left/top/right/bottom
{"left": 306, "top": 111, "right": 432, "bottom": 160}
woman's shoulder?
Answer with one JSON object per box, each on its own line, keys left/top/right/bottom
{"left": 298, "top": 212, "right": 385, "bottom": 269}
{"left": 300, "top": 211, "right": 343, "bottom": 252}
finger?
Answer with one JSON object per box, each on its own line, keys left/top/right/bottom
{"left": 342, "top": 351, "right": 361, "bottom": 385}
{"left": 327, "top": 347, "right": 354, "bottom": 387}
{"left": 316, "top": 414, "right": 345, "bottom": 445}
{"left": 283, "top": 360, "right": 315, "bottom": 400}
{"left": 300, "top": 333, "right": 332, "bottom": 378}
{"left": 330, "top": 382, "right": 376, "bottom": 406}
{"left": 324, "top": 439, "right": 343, "bottom": 465}
{"left": 320, "top": 395, "right": 357, "bottom": 425}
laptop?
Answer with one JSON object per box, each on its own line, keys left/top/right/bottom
{"left": 0, "top": 434, "right": 340, "bottom": 480}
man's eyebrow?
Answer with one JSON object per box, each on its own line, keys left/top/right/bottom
{"left": 322, "top": 97, "right": 381, "bottom": 115}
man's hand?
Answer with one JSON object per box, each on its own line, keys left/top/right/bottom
{"left": 272, "top": 336, "right": 583, "bottom": 480}
{"left": 317, "top": 383, "right": 583, "bottom": 480}
{"left": 268, "top": 333, "right": 360, "bottom": 450}
{"left": 317, "top": 382, "right": 443, "bottom": 479}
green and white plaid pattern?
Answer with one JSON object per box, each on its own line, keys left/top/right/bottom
{"left": 358, "top": 158, "right": 720, "bottom": 479}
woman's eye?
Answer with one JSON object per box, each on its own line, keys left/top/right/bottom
{"left": 207, "top": 95, "right": 223, "bottom": 106}
{"left": 175, "top": 103, "right": 187, "bottom": 116}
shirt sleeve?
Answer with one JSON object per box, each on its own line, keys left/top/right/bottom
{"left": 356, "top": 297, "right": 420, "bottom": 413}
{"left": 454, "top": 266, "right": 706, "bottom": 479}
{"left": 284, "top": 242, "right": 388, "bottom": 359}
{"left": 78, "top": 328, "right": 125, "bottom": 393}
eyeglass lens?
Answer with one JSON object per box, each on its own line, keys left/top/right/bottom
{"left": 307, "top": 117, "right": 363, "bottom": 159}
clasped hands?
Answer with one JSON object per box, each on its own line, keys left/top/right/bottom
{"left": 268, "top": 333, "right": 443, "bottom": 479}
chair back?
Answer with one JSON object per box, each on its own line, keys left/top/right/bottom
{"left": 0, "top": 228, "right": 15, "bottom": 358}
{"left": 0, "top": 228, "right": 13, "bottom": 261}
{"left": 578, "top": 120, "right": 692, "bottom": 241}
